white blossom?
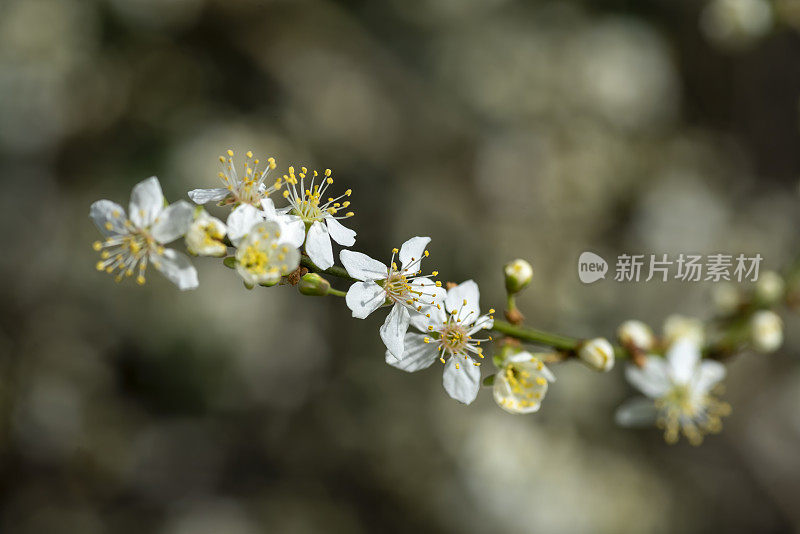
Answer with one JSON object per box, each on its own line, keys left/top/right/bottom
{"left": 616, "top": 338, "right": 730, "bottom": 445}
{"left": 385, "top": 280, "right": 494, "bottom": 405}
{"left": 493, "top": 351, "right": 555, "bottom": 414}
{"left": 341, "top": 236, "right": 443, "bottom": 359}
{"left": 279, "top": 166, "right": 356, "bottom": 270}
{"left": 750, "top": 310, "right": 783, "bottom": 353}
{"left": 188, "top": 149, "right": 282, "bottom": 207}
{"left": 225, "top": 204, "right": 300, "bottom": 287}
{"left": 503, "top": 258, "right": 533, "bottom": 294}
{"left": 90, "top": 176, "right": 198, "bottom": 290}
{"left": 185, "top": 209, "right": 227, "bottom": 257}
{"left": 754, "top": 271, "right": 785, "bottom": 304}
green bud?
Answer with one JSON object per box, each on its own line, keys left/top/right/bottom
{"left": 298, "top": 273, "right": 331, "bottom": 296}
{"left": 223, "top": 256, "right": 236, "bottom": 269}
{"left": 504, "top": 259, "right": 533, "bottom": 294}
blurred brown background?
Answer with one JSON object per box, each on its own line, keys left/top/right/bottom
{"left": 1, "top": 0, "right": 800, "bottom": 532}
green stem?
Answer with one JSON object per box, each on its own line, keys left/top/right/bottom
{"left": 301, "top": 256, "right": 356, "bottom": 282}
{"left": 490, "top": 320, "right": 580, "bottom": 352}
{"left": 327, "top": 287, "right": 346, "bottom": 298}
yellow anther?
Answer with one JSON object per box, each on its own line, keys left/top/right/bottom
{"left": 136, "top": 275, "right": 146, "bottom": 285}
{"left": 104, "top": 222, "right": 113, "bottom": 230}
{"left": 345, "top": 212, "right": 354, "bottom": 217}
{"left": 227, "top": 149, "right": 234, "bottom": 156}
{"left": 392, "top": 248, "right": 399, "bottom": 254}
{"left": 95, "top": 261, "right": 105, "bottom": 271}
{"left": 92, "top": 241, "right": 102, "bottom": 251}
{"left": 325, "top": 169, "right": 332, "bottom": 177}
{"left": 435, "top": 281, "right": 442, "bottom": 287}
{"left": 431, "top": 271, "right": 439, "bottom": 276}
{"left": 246, "top": 150, "right": 253, "bottom": 158}
{"left": 219, "top": 156, "right": 226, "bottom": 163}
{"left": 488, "top": 308, "right": 495, "bottom": 314}
{"left": 301, "top": 166, "right": 307, "bottom": 174}
{"left": 345, "top": 189, "right": 352, "bottom": 196}
{"left": 424, "top": 250, "right": 429, "bottom": 257}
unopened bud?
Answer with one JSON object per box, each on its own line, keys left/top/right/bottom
{"left": 663, "top": 314, "right": 705, "bottom": 347}
{"left": 754, "top": 271, "right": 785, "bottom": 304}
{"left": 616, "top": 320, "right": 655, "bottom": 352}
{"left": 298, "top": 273, "right": 331, "bottom": 296}
{"left": 504, "top": 259, "right": 533, "bottom": 294}
{"left": 577, "top": 337, "right": 615, "bottom": 372}
{"left": 712, "top": 282, "right": 741, "bottom": 315}
{"left": 750, "top": 310, "right": 783, "bottom": 353}
{"left": 493, "top": 351, "right": 555, "bottom": 414}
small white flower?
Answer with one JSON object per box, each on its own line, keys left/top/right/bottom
{"left": 577, "top": 337, "right": 615, "bottom": 372}
{"left": 90, "top": 176, "right": 197, "bottom": 290}
{"left": 185, "top": 209, "right": 227, "bottom": 257}
{"left": 663, "top": 314, "right": 705, "bottom": 348}
{"left": 341, "top": 236, "right": 443, "bottom": 359}
{"left": 493, "top": 351, "right": 555, "bottom": 414}
{"left": 188, "top": 149, "right": 282, "bottom": 207}
{"left": 750, "top": 310, "right": 783, "bottom": 353}
{"left": 225, "top": 204, "right": 300, "bottom": 287}
{"left": 280, "top": 166, "right": 356, "bottom": 270}
{"left": 754, "top": 271, "right": 785, "bottom": 304}
{"left": 385, "top": 280, "right": 494, "bottom": 405}
{"left": 616, "top": 338, "right": 731, "bottom": 445}
{"left": 616, "top": 320, "right": 655, "bottom": 352}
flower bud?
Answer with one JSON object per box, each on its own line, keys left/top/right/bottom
{"left": 754, "top": 271, "right": 785, "bottom": 305}
{"left": 712, "top": 282, "right": 741, "bottom": 315}
{"left": 663, "top": 314, "right": 705, "bottom": 348}
{"left": 750, "top": 310, "right": 783, "bottom": 353}
{"left": 616, "top": 320, "right": 655, "bottom": 352}
{"left": 298, "top": 272, "right": 331, "bottom": 296}
{"left": 577, "top": 337, "right": 615, "bottom": 372}
{"left": 504, "top": 259, "right": 533, "bottom": 294}
{"left": 185, "top": 210, "right": 227, "bottom": 257}
{"left": 493, "top": 351, "right": 555, "bottom": 414}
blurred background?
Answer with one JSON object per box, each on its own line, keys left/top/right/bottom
{"left": 1, "top": 0, "right": 800, "bottom": 532}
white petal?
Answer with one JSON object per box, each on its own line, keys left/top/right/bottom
{"left": 188, "top": 188, "right": 229, "bottom": 204}
{"left": 409, "top": 305, "right": 445, "bottom": 332}
{"left": 278, "top": 217, "right": 306, "bottom": 249}
{"left": 667, "top": 338, "right": 701, "bottom": 384}
{"left": 129, "top": 176, "right": 165, "bottom": 228}
{"left": 151, "top": 249, "right": 198, "bottom": 290}
{"left": 226, "top": 204, "right": 263, "bottom": 247}
{"left": 624, "top": 357, "right": 671, "bottom": 398}
{"left": 614, "top": 397, "right": 659, "bottom": 427}
{"left": 260, "top": 198, "right": 279, "bottom": 219}
{"left": 399, "top": 236, "right": 431, "bottom": 270}
{"left": 386, "top": 333, "right": 438, "bottom": 372}
{"left": 339, "top": 250, "right": 388, "bottom": 282}
{"left": 150, "top": 201, "right": 194, "bottom": 243}
{"left": 345, "top": 281, "right": 386, "bottom": 319}
{"left": 89, "top": 200, "right": 128, "bottom": 237}
{"left": 276, "top": 241, "right": 301, "bottom": 275}
{"left": 445, "top": 280, "right": 480, "bottom": 322}
{"left": 380, "top": 304, "right": 411, "bottom": 359}
{"left": 693, "top": 360, "right": 726, "bottom": 394}
{"left": 325, "top": 216, "right": 357, "bottom": 247}
{"left": 442, "top": 355, "right": 481, "bottom": 405}
{"left": 468, "top": 314, "right": 494, "bottom": 334}
{"left": 306, "top": 221, "right": 334, "bottom": 270}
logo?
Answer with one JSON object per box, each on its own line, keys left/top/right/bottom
{"left": 578, "top": 252, "right": 608, "bottom": 284}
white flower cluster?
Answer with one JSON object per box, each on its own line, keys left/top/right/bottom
{"left": 89, "top": 148, "right": 790, "bottom": 433}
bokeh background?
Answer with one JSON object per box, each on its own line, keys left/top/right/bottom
{"left": 2, "top": 0, "right": 800, "bottom": 532}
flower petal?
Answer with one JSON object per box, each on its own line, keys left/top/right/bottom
{"left": 89, "top": 200, "right": 128, "bottom": 237}
{"left": 385, "top": 333, "right": 438, "bottom": 372}
{"left": 326, "top": 216, "right": 357, "bottom": 247}
{"left": 442, "top": 355, "right": 481, "bottom": 405}
{"left": 345, "top": 281, "right": 385, "bottom": 319}
{"left": 667, "top": 338, "right": 701, "bottom": 384}
{"left": 625, "top": 357, "right": 671, "bottom": 398}
{"left": 150, "top": 249, "right": 198, "bottom": 290}
{"left": 188, "top": 188, "right": 229, "bottom": 204}
{"left": 614, "top": 397, "right": 659, "bottom": 427}
{"left": 129, "top": 176, "right": 165, "bottom": 229}
{"left": 444, "top": 279, "right": 480, "bottom": 322}
{"left": 340, "top": 250, "right": 388, "bottom": 282}
{"left": 150, "top": 200, "right": 194, "bottom": 244}
{"left": 380, "top": 304, "right": 411, "bottom": 359}
{"left": 399, "top": 236, "right": 431, "bottom": 271}
{"left": 409, "top": 304, "right": 446, "bottom": 332}
{"left": 692, "top": 360, "right": 726, "bottom": 394}
{"left": 306, "top": 221, "right": 334, "bottom": 270}
{"left": 226, "top": 204, "right": 263, "bottom": 247}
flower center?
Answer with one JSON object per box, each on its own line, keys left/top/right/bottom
{"left": 218, "top": 149, "right": 280, "bottom": 206}
{"left": 282, "top": 166, "right": 353, "bottom": 224}
{"left": 93, "top": 226, "right": 159, "bottom": 285}
{"left": 655, "top": 383, "right": 731, "bottom": 445}
{"left": 439, "top": 323, "right": 468, "bottom": 353}
{"left": 240, "top": 245, "right": 271, "bottom": 276}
